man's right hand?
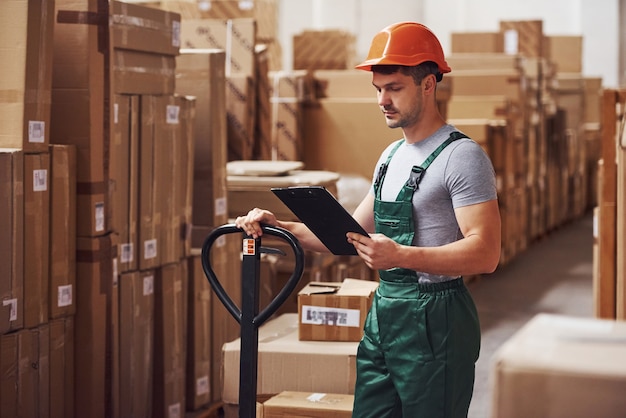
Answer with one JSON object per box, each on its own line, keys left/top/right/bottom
{"left": 234, "top": 208, "right": 279, "bottom": 239}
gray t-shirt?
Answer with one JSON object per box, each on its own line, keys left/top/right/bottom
{"left": 371, "top": 124, "right": 498, "bottom": 283}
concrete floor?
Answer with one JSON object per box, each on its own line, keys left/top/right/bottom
{"left": 466, "top": 212, "right": 595, "bottom": 418}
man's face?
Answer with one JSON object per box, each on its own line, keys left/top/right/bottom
{"left": 372, "top": 70, "right": 423, "bottom": 129}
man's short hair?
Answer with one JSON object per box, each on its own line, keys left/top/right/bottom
{"left": 372, "top": 61, "right": 443, "bottom": 84}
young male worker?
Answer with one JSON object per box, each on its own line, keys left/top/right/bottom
{"left": 235, "top": 21, "right": 501, "bottom": 418}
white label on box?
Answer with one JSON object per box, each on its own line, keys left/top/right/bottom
{"left": 143, "top": 275, "right": 154, "bottom": 296}
{"left": 95, "top": 202, "right": 105, "bottom": 232}
{"left": 216, "top": 235, "right": 226, "bottom": 248}
{"left": 215, "top": 196, "right": 227, "bottom": 217}
{"left": 120, "top": 243, "right": 134, "bottom": 263}
{"left": 57, "top": 285, "right": 73, "bottom": 307}
{"left": 3, "top": 299, "right": 17, "bottom": 322}
{"left": 172, "top": 20, "right": 181, "bottom": 47}
{"left": 144, "top": 239, "right": 158, "bottom": 260}
{"left": 168, "top": 402, "right": 181, "bottom": 418}
{"left": 301, "top": 305, "right": 361, "bottom": 327}
{"left": 28, "top": 121, "right": 45, "bottom": 143}
{"left": 166, "top": 105, "right": 180, "bottom": 124}
{"left": 114, "top": 103, "right": 119, "bottom": 124}
{"left": 33, "top": 169, "right": 47, "bottom": 192}
{"left": 504, "top": 29, "right": 518, "bottom": 55}
{"left": 196, "top": 375, "right": 209, "bottom": 396}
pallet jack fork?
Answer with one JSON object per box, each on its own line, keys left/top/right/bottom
{"left": 201, "top": 224, "right": 304, "bottom": 418}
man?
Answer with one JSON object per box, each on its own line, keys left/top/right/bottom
{"left": 236, "top": 21, "right": 501, "bottom": 417}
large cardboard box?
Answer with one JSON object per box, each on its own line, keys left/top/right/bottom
{"left": 293, "top": 30, "right": 356, "bottom": 71}
{"left": 153, "top": 261, "right": 187, "bottom": 418}
{"left": 181, "top": 18, "right": 257, "bottom": 77}
{"left": 49, "top": 317, "right": 74, "bottom": 418}
{"left": 226, "top": 74, "right": 257, "bottom": 161}
{"left": 138, "top": 95, "right": 162, "bottom": 270}
{"left": 75, "top": 235, "right": 114, "bottom": 418}
{"left": 544, "top": 35, "right": 583, "bottom": 74}
{"left": 0, "top": 326, "right": 50, "bottom": 417}
{"left": 222, "top": 313, "right": 358, "bottom": 406}
{"left": 0, "top": 149, "right": 24, "bottom": 334}
{"left": 303, "top": 98, "right": 401, "bottom": 181}
{"left": 111, "top": 0, "right": 181, "bottom": 95}
{"left": 119, "top": 270, "right": 155, "bottom": 418}
{"left": 0, "top": 0, "right": 53, "bottom": 151}
{"left": 49, "top": 145, "right": 77, "bottom": 319}
{"left": 176, "top": 50, "right": 228, "bottom": 233}
{"left": 499, "top": 19, "right": 544, "bottom": 57}
{"left": 491, "top": 313, "right": 626, "bottom": 417}
{"left": 186, "top": 255, "right": 213, "bottom": 410}
{"left": 110, "top": 94, "right": 139, "bottom": 273}
{"left": 298, "top": 279, "right": 378, "bottom": 342}
{"left": 451, "top": 32, "right": 505, "bottom": 53}
{"left": 24, "top": 153, "right": 50, "bottom": 329}
{"left": 53, "top": 0, "right": 108, "bottom": 237}
{"left": 227, "top": 168, "right": 340, "bottom": 221}
{"left": 263, "top": 391, "right": 354, "bottom": 418}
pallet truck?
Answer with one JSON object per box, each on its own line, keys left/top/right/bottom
{"left": 201, "top": 224, "right": 304, "bottom": 418}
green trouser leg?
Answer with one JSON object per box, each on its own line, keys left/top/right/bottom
{"left": 351, "top": 278, "right": 480, "bottom": 418}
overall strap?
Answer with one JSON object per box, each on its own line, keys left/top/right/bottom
{"left": 406, "top": 131, "right": 468, "bottom": 191}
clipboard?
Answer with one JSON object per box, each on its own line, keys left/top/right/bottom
{"left": 271, "top": 186, "right": 369, "bottom": 255}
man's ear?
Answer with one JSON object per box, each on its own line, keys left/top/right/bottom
{"left": 422, "top": 73, "right": 437, "bottom": 94}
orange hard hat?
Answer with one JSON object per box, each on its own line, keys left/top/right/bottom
{"left": 355, "top": 21, "right": 451, "bottom": 73}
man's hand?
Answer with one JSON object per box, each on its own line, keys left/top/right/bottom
{"left": 234, "top": 208, "right": 278, "bottom": 239}
{"left": 347, "top": 232, "right": 401, "bottom": 270}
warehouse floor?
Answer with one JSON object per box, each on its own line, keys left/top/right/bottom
{"left": 466, "top": 210, "right": 595, "bottom": 418}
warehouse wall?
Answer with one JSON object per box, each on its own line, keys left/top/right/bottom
{"left": 279, "top": 0, "right": 618, "bottom": 87}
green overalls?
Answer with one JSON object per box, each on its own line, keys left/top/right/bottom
{"left": 352, "top": 132, "right": 481, "bottom": 418}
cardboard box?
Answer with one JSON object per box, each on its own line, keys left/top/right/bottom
{"left": 298, "top": 279, "right": 378, "bottom": 342}
{"left": 119, "top": 270, "right": 155, "bottom": 418}
{"left": 222, "top": 313, "right": 358, "bottom": 406}
{"left": 153, "top": 261, "right": 187, "bottom": 418}
{"left": 302, "top": 98, "right": 400, "bottom": 181}
{"left": 110, "top": 0, "right": 181, "bottom": 55}
{"left": 186, "top": 255, "right": 213, "bottom": 410}
{"left": 112, "top": 49, "right": 177, "bottom": 95}
{"left": 544, "top": 35, "right": 583, "bottom": 74}
{"left": 0, "top": 149, "right": 24, "bottom": 334}
{"left": 226, "top": 169, "right": 340, "bottom": 221}
{"left": 49, "top": 317, "right": 74, "bottom": 418}
{"left": 500, "top": 19, "right": 544, "bottom": 57}
{"left": 0, "top": 326, "right": 50, "bottom": 417}
{"left": 491, "top": 313, "right": 626, "bottom": 417}
{"left": 24, "top": 153, "right": 50, "bottom": 329}
{"left": 312, "top": 69, "right": 373, "bottom": 99}
{"left": 263, "top": 391, "right": 354, "bottom": 418}
{"left": 0, "top": 0, "right": 53, "bottom": 151}
{"left": 176, "top": 49, "right": 228, "bottom": 230}
{"left": 50, "top": 88, "right": 107, "bottom": 237}
{"left": 110, "top": 0, "right": 180, "bottom": 95}
{"left": 226, "top": 74, "right": 257, "bottom": 161}
{"left": 49, "top": 145, "right": 77, "bottom": 319}
{"left": 110, "top": 94, "right": 139, "bottom": 273}
{"left": 451, "top": 32, "right": 505, "bottom": 53}
{"left": 75, "top": 235, "right": 114, "bottom": 418}
{"left": 138, "top": 95, "right": 162, "bottom": 270}
{"left": 181, "top": 18, "right": 257, "bottom": 77}
{"left": 293, "top": 30, "right": 356, "bottom": 70}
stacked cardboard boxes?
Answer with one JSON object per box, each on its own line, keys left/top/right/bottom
{"left": 447, "top": 20, "right": 601, "bottom": 265}
{"left": 0, "top": 1, "right": 74, "bottom": 416}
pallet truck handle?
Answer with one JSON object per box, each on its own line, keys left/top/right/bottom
{"left": 201, "top": 223, "right": 305, "bottom": 417}
{"left": 200, "top": 223, "right": 305, "bottom": 327}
